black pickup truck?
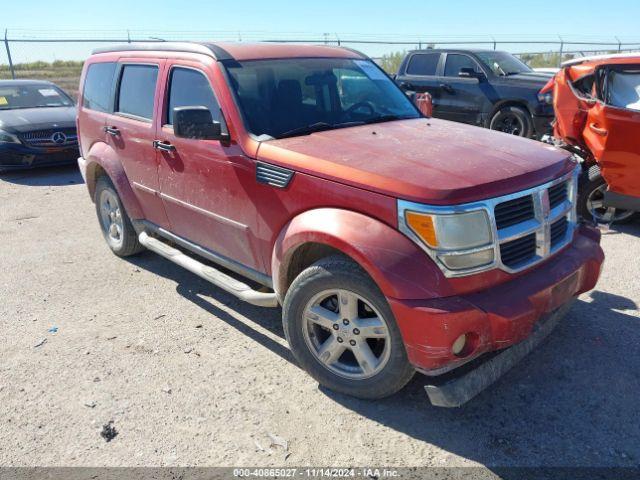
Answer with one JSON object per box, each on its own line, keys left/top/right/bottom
{"left": 394, "top": 49, "right": 554, "bottom": 138}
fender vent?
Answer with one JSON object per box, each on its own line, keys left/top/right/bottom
{"left": 256, "top": 162, "right": 294, "bottom": 188}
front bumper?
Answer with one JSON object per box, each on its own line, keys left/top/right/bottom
{"left": 425, "top": 301, "right": 571, "bottom": 407}
{"left": 0, "top": 143, "right": 79, "bottom": 171}
{"left": 388, "top": 224, "right": 603, "bottom": 404}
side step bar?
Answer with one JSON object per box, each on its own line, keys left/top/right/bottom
{"left": 138, "top": 232, "right": 278, "bottom": 308}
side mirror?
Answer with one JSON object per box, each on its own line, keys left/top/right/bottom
{"left": 173, "top": 106, "right": 227, "bottom": 141}
{"left": 459, "top": 67, "right": 484, "bottom": 80}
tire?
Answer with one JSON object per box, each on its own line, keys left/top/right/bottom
{"left": 94, "top": 175, "right": 144, "bottom": 257}
{"left": 283, "top": 256, "right": 414, "bottom": 399}
{"left": 577, "top": 166, "right": 636, "bottom": 224}
{"left": 489, "top": 106, "right": 533, "bottom": 137}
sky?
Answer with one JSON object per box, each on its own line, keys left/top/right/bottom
{"left": 2, "top": 0, "right": 639, "bottom": 62}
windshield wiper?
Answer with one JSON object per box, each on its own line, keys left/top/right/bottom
{"left": 364, "top": 114, "right": 414, "bottom": 125}
{"left": 278, "top": 122, "right": 335, "bottom": 139}
{"left": 277, "top": 121, "right": 363, "bottom": 139}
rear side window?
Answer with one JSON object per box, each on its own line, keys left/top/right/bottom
{"left": 82, "top": 62, "right": 116, "bottom": 112}
{"left": 167, "top": 68, "right": 221, "bottom": 125}
{"left": 406, "top": 53, "right": 440, "bottom": 76}
{"left": 116, "top": 64, "right": 158, "bottom": 120}
{"left": 444, "top": 54, "right": 481, "bottom": 77}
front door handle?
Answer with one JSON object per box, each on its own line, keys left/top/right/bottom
{"left": 589, "top": 123, "right": 608, "bottom": 136}
{"left": 440, "top": 83, "right": 455, "bottom": 94}
{"left": 153, "top": 140, "right": 176, "bottom": 152}
{"left": 400, "top": 82, "right": 413, "bottom": 90}
{"left": 104, "top": 126, "right": 120, "bottom": 136}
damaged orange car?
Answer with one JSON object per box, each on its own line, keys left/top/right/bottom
{"left": 541, "top": 53, "right": 640, "bottom": 223}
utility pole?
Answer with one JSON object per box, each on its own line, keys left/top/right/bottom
{"left": 4, "top": 29, "right": 15, "bottom": 79}
{"left": 558, "top": 35, "right": 564, "bottom": 68}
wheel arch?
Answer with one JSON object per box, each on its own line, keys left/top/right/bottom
{"left": 271, "top": 208, "right": 451, "bottom": 302}
{"left": 84, "top": 141, "right": 144, "bottom": 219}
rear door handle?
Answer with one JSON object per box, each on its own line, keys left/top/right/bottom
{"left": 104, "top": 126, "right": 120, "bottom": 136}
{"left": 440, "top": 83, "right": 454, "bottom": 94}
{"left": 153, "top": 140, "right": 176, "bottom": 152}
{"left": 589, "top": 123, "right": 608, "bottom": 136}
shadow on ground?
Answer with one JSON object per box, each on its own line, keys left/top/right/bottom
{"left": 0, "top": 164, "right": 83, "bottom": 187}
{"left": 125, "top": 250, "right": 640, "bottom": 469}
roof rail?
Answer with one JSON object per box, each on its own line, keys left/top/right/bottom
{"left": 91, "top": 42, "right": 234, "bottom": 61}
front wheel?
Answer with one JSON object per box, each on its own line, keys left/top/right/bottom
{"left": 577, "top": 168, "right": 635, "bottom": 224}
{"left": 489, "top": 106, "right": 533, "bottom": 137}
{"left": 283, "top": 256, "right": 414, "bottom": 399}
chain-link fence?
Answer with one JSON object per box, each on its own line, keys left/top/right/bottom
{"left": 2, "top": 29, "right": 640, "bottom": 98}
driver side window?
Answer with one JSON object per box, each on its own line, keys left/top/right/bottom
{"left": 166, "top": 67, "right": 222, "bottom": 126}
{"left": 444, "top": 54, "right": 481, "bottom": 77}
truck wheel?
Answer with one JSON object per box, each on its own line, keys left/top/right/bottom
{"left": 578, "top": 168, "right": 635, "bottom": 224}
{"left": 283, "top": 256, "right": 414, "bottom": 399}
{"left": 95, "top": 176, "right": 144, "bottom": 257}
{"left": 489, "top": 106, "right": 532, "bottom": 137}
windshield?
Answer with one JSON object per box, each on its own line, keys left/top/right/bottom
{"left": 0, "top": 84, "right": 74, "bottom": 110}
{"left": 224, "top": 57, "right": 420, "bottom": 139}
{"left": 475, "top": 51, "right": 532, "bottom": 76}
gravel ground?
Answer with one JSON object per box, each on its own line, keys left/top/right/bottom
{"left": 1, "top": 165, "right": 639, "bottom": 470}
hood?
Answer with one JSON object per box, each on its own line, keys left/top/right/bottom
{"left": 498, "top": 71, "right": 554, "bottom": 87}
{"left": 256, "top": 118, "right": 574, "bottom": 205}
{"left": 0, "top": 106, "right": 77, "bottom": 133}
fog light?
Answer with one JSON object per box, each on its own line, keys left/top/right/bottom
{"left": 451, "top": 334, "right": 467, "bottom": 356}
{"left": 438, "top": 248, "right": 494, "bottom": 271}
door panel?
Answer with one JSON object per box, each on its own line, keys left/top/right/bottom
{"left": 156, "top": 62, "right": 263, "bottom": 271}
{"left": 77, "top": 62, "right": 118, "bottom": 158}
{"left": 584, "top": 101, "right": 640, "bottom": 198}
{"left": 553, "top": 67, "right": 593, "bottom": 146}
{"left": 398, "top": 53, "right": 444, "bottom": 115}
{"left": 437, "top": 54, "right": 485, "bottom": 124}
{"left": 105, "top": 59, "right": 169, "bottom": 227}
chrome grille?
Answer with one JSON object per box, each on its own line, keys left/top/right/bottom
{"left": 495, "top": 195, "right": 535, "bottom": 229}
{"left": 20, "top": 128, "right": 78, "bottom": 147}
{"left": 500, "top": 233, "right": 537, "bottom": 268}
{"left": 548, "top": 181, "right": 568, "bottom": 209}
{"left": 550, "top": 216, "right": 569, "bottom": 248}
{"left": 494, "top": 172, "right": 578, "bottom": 273}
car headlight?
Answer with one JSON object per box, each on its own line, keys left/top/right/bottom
{"left": 537, "top": 92, "right": 553, "bottom": 105}
{"left": 0, "top": 129, "right": 20, "bottom": 144}
{"left": 399, "top": 201, "right": 495, "bottom": 275}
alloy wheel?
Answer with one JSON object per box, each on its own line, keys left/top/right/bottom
{"left": 302, "top": 289, "right": 391, "bottom": 380}
{"left": 586, "top": 183, "right": 634, "bottom": 223}
{"left": 495, "top": 113, "right": 524, "bottom": 135}
{"left": 99, "top": 189, "right": 124, "bottom": 248}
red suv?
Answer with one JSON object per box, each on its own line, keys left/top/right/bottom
{"left": 77, "top": 42, "right": 604, "bottom": 406}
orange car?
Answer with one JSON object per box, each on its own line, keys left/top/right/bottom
{"left": 541, "top": 53, "right": 640, "bottom": 223}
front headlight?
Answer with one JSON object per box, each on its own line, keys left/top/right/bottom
{"left": 0, "top": 129, "right": 20, "bottom": 144}
{"left": 537, "top": 92, "right": 553, "bottom": 105}
{"left": 399, "top": 201, "right": 495, "bottom": 275}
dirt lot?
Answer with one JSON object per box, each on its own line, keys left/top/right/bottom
{"left": 1, "top": 165, "right": 639, "bottom": 470}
